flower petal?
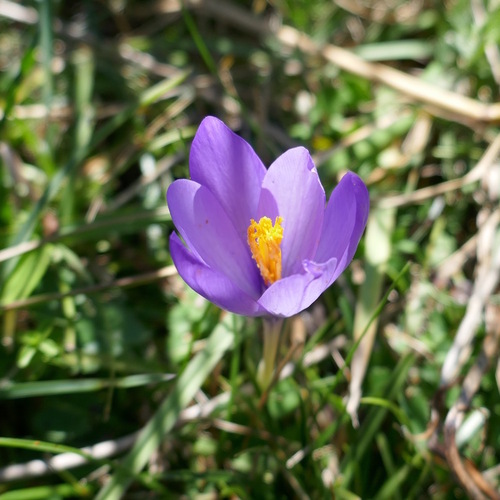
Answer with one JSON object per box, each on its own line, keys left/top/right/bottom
{"left": 167, "top": 179, "right": 261, "bottom": 299}
{"left": 170, "top": 233, "right": 264, "bottom": 316}
{"left": 257, "top": 255, "right": 341, "bottom": 317}
{"left": 257, "top": 147, "right": 325, "bottom": 277}
{"left": 189, "top": 116, "right": 267, "bottom": 239}
{"left": 315, "top": 171, "right": 369, "bottom": 265}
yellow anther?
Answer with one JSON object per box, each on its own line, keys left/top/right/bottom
{"left": 247, "top": 216, "right": 283, "bottom": 286}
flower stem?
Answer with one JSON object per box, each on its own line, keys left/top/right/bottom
{"left": 257, "top": 318, "right": 283, "bottom": 391}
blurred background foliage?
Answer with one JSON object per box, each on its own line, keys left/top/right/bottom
{"left": 0, "top": 0, "right": 499, "bottom": 498}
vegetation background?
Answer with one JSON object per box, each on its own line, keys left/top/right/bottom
{"left": 0, "top": 0, "right": 499, "bottom": 498}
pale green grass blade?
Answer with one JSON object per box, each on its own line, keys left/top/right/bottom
{"left": 360, "top": 397, "right": 409, "bottom": 426}
{"left": 0, "top": 437, "right": 93, "bottom": 459}
{"left": 72, "top": 47, "right": 95, "bottom": 152}
{"left": 0, "top": 483, "right": 89, "bottom": 499}
{"left": 60, "top": 45, "right": 95, "bottom": 226}
{"left": 354, "top": 40, "right": 434, "bottom": 61}
{"left": 38, "top": 0, "right": 53, "bottom": 111}
{"left": 0, "top": 373, "right": 175, "bottom": 399}
{"left": 147, "top": 126, "right": 196, "bottom": 152}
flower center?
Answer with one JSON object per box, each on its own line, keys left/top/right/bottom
{"left": 247, "top": 216, "right": 283, "bottom": 286}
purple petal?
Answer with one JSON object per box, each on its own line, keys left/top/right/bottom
{"left": 257, "top": 147, "right": 325, "bottom": 277}
{"left": 167, "top": 179, "right": 261, "bottom": 299}
{"left": 315, "top": 172, "right": 369, "bottom": 266}
{"left": 257, "top": 255, "right": 341, "bottom": 317}
{"left": 170, "top": 233, "right": 265, "bottom": 316}
{"left": 189, "top": 116, "right": 267, "bottom": 240}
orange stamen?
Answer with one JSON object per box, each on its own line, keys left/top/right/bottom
{"left": 247, "top": 216, "right": 283, "bottom": 286}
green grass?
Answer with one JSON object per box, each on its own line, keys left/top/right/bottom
{"left": 1, "top": 0, "right": 499, "bottom": 498}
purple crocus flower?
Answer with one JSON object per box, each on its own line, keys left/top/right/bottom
{"left": 167, "top": 116, "right": 369, "bottom": 317}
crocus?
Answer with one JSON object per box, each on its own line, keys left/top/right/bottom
{"left": 167, "top": 116, "right": 369, "bottom": 318}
